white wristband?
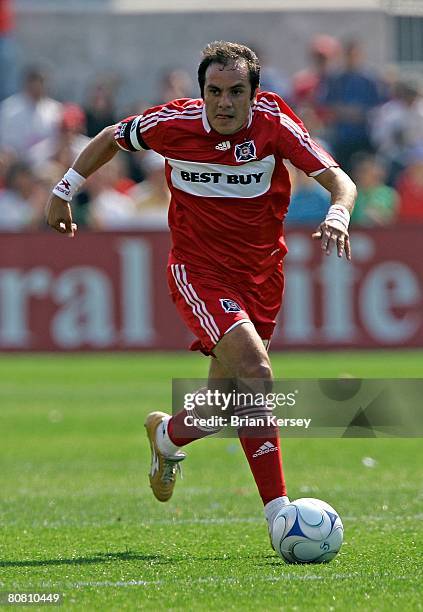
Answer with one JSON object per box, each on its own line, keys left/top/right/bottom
{"left": 324, "top": 204, "right": 350, "bottom": 234}
{"left": 52, "top": 168, "right": 86, "bottom": 202}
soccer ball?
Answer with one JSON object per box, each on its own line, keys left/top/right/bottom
{"left": 271, "top": 498, "right": 344, "bottom": 564}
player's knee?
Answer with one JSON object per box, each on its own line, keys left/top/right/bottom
{"left": 188, "top": 387, "right": 224, "bottom": 434}
{"left": 238, "top": 359, "right": 273, "bottom": 382}
{"left": 193, "top": 389, "right": 220, "bottom": 419}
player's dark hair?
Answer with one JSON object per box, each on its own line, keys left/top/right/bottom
{"left": 198, "top": 41, "right": 260, "bottom": 99}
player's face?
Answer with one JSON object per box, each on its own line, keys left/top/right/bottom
{"left": 204, "top": 62, "right": 255, "bottom": 135}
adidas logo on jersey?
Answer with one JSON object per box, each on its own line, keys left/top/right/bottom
{"left": 215, "top": 141, "right": 231, "bottom": 151}
{"left": 253, "top": 441, "right": 278, "bottom": 458}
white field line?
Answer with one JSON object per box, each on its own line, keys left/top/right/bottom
{"left": 2, "top": 514, "right": 423, "bottom": 529}
{"left": 42, "top": 571, "right": 415, "bottom": 591}
{"left": 53, "top": 574, "right": 358, "bottom": 589}
{"left": 0, "top": 572, "right": 413, "bottom": 592}
{"left": 141, "top": 514, "right": 423, "bottom": 524}
{"left": 74, "top": 574, "right": 352, "bottom": 587}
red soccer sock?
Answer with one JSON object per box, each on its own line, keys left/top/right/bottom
{"left": 238, "top": 425, "right": 287, "bottom": 506}
{"left": 168, "top": 409, "right": 215, "bottom": 447}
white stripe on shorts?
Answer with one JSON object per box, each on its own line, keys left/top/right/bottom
{"left": 180, "top": 265, "right": 221, "bottom": 339}
{"left": 171, "top": 264, "right": 220, "bottom": 345}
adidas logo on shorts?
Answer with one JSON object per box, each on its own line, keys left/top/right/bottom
{"left": 252, "top": 441, "right": 278, "bottom": 458}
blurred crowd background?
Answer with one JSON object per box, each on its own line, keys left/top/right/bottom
{"left": 0, "top": 0, "right": 422, "bottom": 232}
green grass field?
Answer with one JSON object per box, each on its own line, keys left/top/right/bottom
{"left": 0, "top": 351, "right": 422, "bottom": 611}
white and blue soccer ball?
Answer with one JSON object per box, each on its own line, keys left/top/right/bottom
{"left": 272, "top": 498, "right": 344, "bottom": 564}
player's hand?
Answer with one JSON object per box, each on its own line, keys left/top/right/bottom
{"left": 46, "top": 194, "right": 77, "bottom": 237}
{"left": 312, "top": 222, "right": 351, "bottom": 261}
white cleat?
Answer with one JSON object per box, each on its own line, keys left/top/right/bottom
{"left": 265, "top": 496, "right": 291, "bottom": 551}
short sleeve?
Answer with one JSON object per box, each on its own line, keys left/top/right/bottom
{"left": 114, "top": 115, "right": 151, "bottom": 152}
{"left": 257, "top": 92, "right": 339, "bottom": 176}
{"left": 114, "top": 100, "right": 192, "bottom": 155}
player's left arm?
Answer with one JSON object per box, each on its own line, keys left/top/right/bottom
{"left": 265, "top": 92, "right": 357, "bottom": 259}
{"left": 312, "top": 167, "right": 357, "bottom": 261}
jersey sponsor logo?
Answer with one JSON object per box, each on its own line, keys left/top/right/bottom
{"left": 215, "top": 140, "right": 231, "bottom": 151}
{"left": 234, "top": 140, "right": 256, "bottom": 162}
{"left": 167, "top": 155, "right": 275, "bottom": 198}
{"left": 180, "top": 170, "right": 264, "bottom": 185}
{"left": 220, "top": 298, "right": 242, "bottom": 313}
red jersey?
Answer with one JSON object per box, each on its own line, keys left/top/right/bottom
{"left": 115, "top": 91, "right": 337, "bottom": 283}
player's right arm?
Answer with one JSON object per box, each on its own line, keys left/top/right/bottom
{"left": 46, "top": 102, "right": 176, "bottom": 236}
{"left": 46, "top": 125, "right": 120, "bottom": 237}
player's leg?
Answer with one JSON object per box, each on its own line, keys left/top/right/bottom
{"left": 144, "top": 357, "right": 231, "bottom": 502}
{"left": 146, "top": 261, "right": 287, "bottom": 513}
{"left": 151, "top": 262, "right": 250, "bottom": 455}
{"left": 145, "top": 263, "right": 237, "bottom": 502}
{"left": 166, "top": 356, "right": 232, "bottom": 445}
{"left": 213, "top": 322, "right": 289, "bottom": 532}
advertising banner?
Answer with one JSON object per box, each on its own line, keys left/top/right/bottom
{"left": 0, "top": 228, "right": 421, "bottom": 351}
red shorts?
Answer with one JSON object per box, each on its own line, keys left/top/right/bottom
{"left": 167, "top": 259, "right": 284, "bottom": 355}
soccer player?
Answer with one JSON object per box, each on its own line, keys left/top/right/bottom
{"left": 46, "top": 42, "right": 356, "bottom": 548}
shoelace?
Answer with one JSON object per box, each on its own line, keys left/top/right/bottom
{"left": 162, "top": 458, "right": 184, "bottom": 483}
